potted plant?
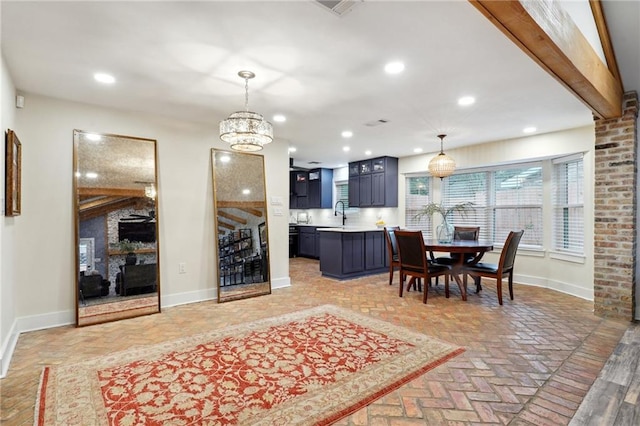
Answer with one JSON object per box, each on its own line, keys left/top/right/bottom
{"left": 415, "top": 202, "right": 474, "bottom": 243}
{"left": 115, "top": 239, "right": 141, "bottom": 264}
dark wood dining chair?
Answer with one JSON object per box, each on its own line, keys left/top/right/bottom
{"left": 395, "top": 230, "right": 451, "bottom": 304}
{"left": 431, "top": 226, "right": 480, "bottom": 265}
{"left": 384, "top": 226, "right": 401, "bottom": 286}
{"left": 462, "top": 230, "right": 524, "bottom": 305}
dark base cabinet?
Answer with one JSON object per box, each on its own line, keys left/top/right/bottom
{"left": 319, "top": 230, "right": 388, "bottom": 279}
{"left": 297, "top": 226, "right": 329, "bottom": 259}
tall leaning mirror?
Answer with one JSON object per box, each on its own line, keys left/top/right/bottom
{"left": 211, "top": 149, "right": 270, "bottom": 303}
{"left": 74, "top": 130, "right": 160, "bottom": 326}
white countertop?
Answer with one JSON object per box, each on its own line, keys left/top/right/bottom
{"left": 317, "top": 226, "right": 384, "bottom": 232}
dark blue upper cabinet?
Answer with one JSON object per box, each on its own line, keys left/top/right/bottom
{"left": 308, "top": 168, "right": 333, "bottom": 209}
{"left": 347, "top": 156, "right": 398, "bottom": 207}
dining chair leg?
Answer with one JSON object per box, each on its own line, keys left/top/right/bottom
{"left": 422, "top": 275, "right": 429, "bottom": 304}
{"left": 475, "top": 276, "right": 482, "bottom": 293}
{"left": 496, "top": 272, "right": 503, "bottom": 305}
{"left": 407, "top": 277, "right": 418, "bottom": 294}
{"left": 508, "top": 271, "right": 514, "bottom": 300}
{"left": 444, "top": 274, "right": 450, "bottom": 298}
{"left": 388, "top": 267, "right": 394, "bottom": 285}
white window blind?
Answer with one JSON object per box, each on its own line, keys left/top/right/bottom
{"left": 441, "top": 164, "right": 542, "bottom": 247}
{"left": 442, "top": 172, "right": 488, "bottom": 239}
{"left": 405, "top": 175, "right": 432, "bottom": 237}
{"left": 335, "top": 181, "right": 349, "bottom": 206}
{"left": 492, "top": 166, "right": 543, "bottom": 246}
{"left": 335, "top": 180, "right": 358, "bottom": 212}
{"left": 552, "top": 156, "right": 584, "bottom": 253}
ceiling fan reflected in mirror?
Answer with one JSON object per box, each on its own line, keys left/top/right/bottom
{"left": 120, "top": 210, "right": 155, "bottom": 223}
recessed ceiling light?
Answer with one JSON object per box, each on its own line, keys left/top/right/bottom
{"left": 273, "top": 114, "right": 286, "bottom": 122}
{"left": 85, "top": 172, "right": 98, "bottom": 179}
{"left": 458, "top": 96, "right": 475, "bottom": 106}
{"left": 523, "top": 126, "right": 537, "bottom": 133}
{"left": 341, "top": 130, "right": 353, "bottom": 138}
{"left": 242, "top": 189, "right": 251, "bottom": 195}
{"left": 343, "top": 146, "right": 350, "bottom": 152}
{"left": 413, "top": 148, "right": 423, "bottom": 153}
{"left": 365, "top": 150, "right": 372, "bottom": 156}
{"left": 94, "top": 73, "right": 115, "bottom": 84}
{"left": 288, "top": 147, "right": 297, "bottom": 153}
{"left": 384, "top": 61, "right": 405, "bottom": 74}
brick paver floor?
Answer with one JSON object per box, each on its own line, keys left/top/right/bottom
{"left": 0, "top": 257, "right": 629, "bottom": 424}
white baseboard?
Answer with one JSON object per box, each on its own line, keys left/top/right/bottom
{"left": 161, "top": 288, "right": 217, "bottom": 308}
{"left": 271, "top": 276, "right": 291, "bottom": 289}
{"left": 514, "top": 273, "right": 593, "bottom": 301}
{"left": 0, "top": 320, "right": 19, "bottom": 379}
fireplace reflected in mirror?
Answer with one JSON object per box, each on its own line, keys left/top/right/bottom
{"left": 211, "top": 149, "right": 271, "bottom": 303}
{"left": 74, "top": 130, "right": 161, "bottom": 326}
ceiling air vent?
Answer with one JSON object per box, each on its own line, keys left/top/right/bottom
{"left": 315, "top": 0, "right": 361, "bottom": 17}
{"left": 364, "top": 119, "right": 389, "bottom": 127}
{"left": 308, "top": 161, "right": 321, "bottom": 165}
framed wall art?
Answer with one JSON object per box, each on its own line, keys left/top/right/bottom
{"left": 5, "top": 129, "right": 21, "bottom": 216}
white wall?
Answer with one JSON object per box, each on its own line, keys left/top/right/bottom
{"left": 8, "top": 93, "right": 290, "bottom": 327}
{"left": 1, "top": 54, "right": 18, "bottom": 377}
{"left": 399, "top": 126, "right": 596, "bottom": 300}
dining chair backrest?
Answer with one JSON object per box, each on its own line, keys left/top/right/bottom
{"left": 454, "top": 226, "right": 480, "bottom": 241}
{"left": 394, "top": 230, "right": 428, "bottom": 271}
{"left": 384, "top": 226, "right": 400, "bottom": 259}
{"left": 499, "top": 230, "right": 525, "bottom": 271}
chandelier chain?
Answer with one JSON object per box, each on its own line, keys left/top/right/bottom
{"left": 244, "top": 77, "right": 249, "bottom": 112}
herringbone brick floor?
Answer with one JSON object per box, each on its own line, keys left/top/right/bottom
{"left": 0, "top": 258, "right": 630, "bottom": 425}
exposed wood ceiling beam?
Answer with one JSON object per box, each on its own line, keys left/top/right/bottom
{"left": 217, "top": 210, "right": 248, "bottom": 225}
{"left": 78, "top": 187, "right": 145, "bottom": 197}
{"left": 470, "top": 0, "right": 623, "bottom": 119}
{"left": 218, "top": 220, "right": 236, "bottom": 230}
{"left": 79, "top": 198, "right": 138, "bottom": 221}
{"left": 79, "top": 196, "right": 125, "bottom": 211}
{"left": 216, "top": 201, "right": 265, "bottom": 217}
{"left": 238, "top": 207, "right": 263, "bottom": 217}
{"left": 217, "top": 201, "right": 266, "bottom": 208}
{"left": 589, "top": 0, "right": 622, "bottom": 86}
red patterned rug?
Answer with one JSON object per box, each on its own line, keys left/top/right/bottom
{"left": 36, "top": 305, "right": 463, "bottom": 425}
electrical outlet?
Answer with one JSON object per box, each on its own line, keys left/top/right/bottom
{"left": 178, "top": 262, "right": 186, "bottom": 274}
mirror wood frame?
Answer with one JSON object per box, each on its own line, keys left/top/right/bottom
{"left": 211, "top": 149, "right": 271, "bottom": 303}
{"left": 74, "top": 130, "right": 161, "bottom": 326}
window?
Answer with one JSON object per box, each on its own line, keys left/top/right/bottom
{"left": 442, "top": 172, "right": 488, "bottom": 239}
{"left": 335, "top": 181, "right": 349, "bottom": 207}
{"left": 442, "top": 164, "right": 543, "bottom": 247}
{"left": 552, "top": 155, "right": 584, "bottom": 254}
{"left": 334, "top": 180, "right": 358, "bottom": 212}
{"left": 405, "top": 175, "right": 432, "bottom": 237}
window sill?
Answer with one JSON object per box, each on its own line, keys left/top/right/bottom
{"left": 549, "top": 250, "right": 585, "bottom": 264}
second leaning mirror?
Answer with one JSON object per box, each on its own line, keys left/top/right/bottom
{"left": 211, "top": 149, "right": 271, "bottom": 303}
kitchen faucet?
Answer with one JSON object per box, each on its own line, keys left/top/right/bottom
{"left": 334, "top": 200, "right": 347, "bottom": 226}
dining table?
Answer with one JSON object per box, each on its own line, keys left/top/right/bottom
{"left": 423, "top": 239, "right": 494, "bottom": 301}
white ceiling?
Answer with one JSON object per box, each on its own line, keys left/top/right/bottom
{"left": 1, "top": 1, "right": 636, "bottom": 169}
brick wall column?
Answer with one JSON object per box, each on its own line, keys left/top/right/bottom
{"left": 594, "top": 91, "right": 638, "bottom": 321}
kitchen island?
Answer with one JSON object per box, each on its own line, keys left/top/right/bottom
{"left": 318, "top": 227, "right": 389, "bottom": 279}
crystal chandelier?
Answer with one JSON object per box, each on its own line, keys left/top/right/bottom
{"left": 428, "top": 134, "right": 456, "bottom": 179}
{"left": 219, "top": 70, "right": 273, "bottom": 152}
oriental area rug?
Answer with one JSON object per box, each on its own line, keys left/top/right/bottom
{"left": 36, "top": 305, "right": 464, "bottom": 425}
